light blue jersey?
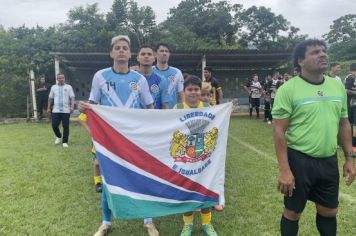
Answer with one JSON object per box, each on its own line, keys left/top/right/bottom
{"left": 89, "top": 68, "right": 153, "bottom": 108}
{"left": 141, "top": 72, "right": 171, "bottom": 109}
{"left": 152, "top": 66, "right": 184, "bottom": 109}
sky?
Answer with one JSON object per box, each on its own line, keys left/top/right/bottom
{"left": 0, "top": 0, "right": 355, "bottom": 38}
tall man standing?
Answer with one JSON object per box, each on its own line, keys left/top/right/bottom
{"left": 137, "top": 45, "right": 170, "bottom": 109}
{"left": 272, "top": 39, "right": 355, "bottom": 236}
{"left": 36, "top": 75, "right": 50, "bottom": 120}
{"left": 78, "top": 35, "right": 155, "bottom": 236}
{"left": 153, "top": 43, "right": 184, "bottom": 108}
{"left": 203, "top": 66, "right": 223, "bottom": 105}
{"left": 47, "top": 73, "right": 75, "bottom": 148}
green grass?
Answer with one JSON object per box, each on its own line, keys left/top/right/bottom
{"left": 0, "top": 118, "right": 355, "bottom": 235}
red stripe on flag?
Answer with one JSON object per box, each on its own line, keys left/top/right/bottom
{"left": 87, "top": 109, "right": 219, "bottom": 199}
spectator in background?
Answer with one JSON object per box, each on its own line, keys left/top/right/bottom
{"left": 244, "top": 74, "right": 262, "bottom": 119}
{"left": 328, "top": 63, "right": 342, "bottom": 82}
{"left": 203, "top": 66, "right": 223, "bottom": 105}
{"left": 344, "top": 63, "right": 356, "bottom": 151}
{"left": 36, "top": 75, "right": 50, "bottom": 120}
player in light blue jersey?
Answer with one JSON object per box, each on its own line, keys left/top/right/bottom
{"left": 137, "top": 45, "right": 170, "bottom": 109}
{"left": 78, "top": 35, "right": 157, "bottom": 236}
{"left": 153, "top": 43, "right": 184, "bottom": 109}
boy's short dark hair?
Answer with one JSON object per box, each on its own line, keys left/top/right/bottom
{"left": 330, "top": 62, "right": 340, "bottom": 68}
{"left": 184, "top": 75, "right": 202, "bottom": 90}
{"left": 155, "top": 43, "right": 170, "bottom": 52}
{"left": 293, "top": 39, "right": 327, "bottom": 70}
{"left": 350, "top": 63, "right": 356, "bottom": 71}
{"left": 204, "top": 66, "right": 213, "bottom": 73}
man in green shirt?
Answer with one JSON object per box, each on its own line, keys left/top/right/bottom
{"left": 272, "top": 39, "right": 356, "bottom": 236}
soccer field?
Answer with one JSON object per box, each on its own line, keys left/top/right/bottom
{"left": 0, "top": 118, "right": 355, "bottom": 236}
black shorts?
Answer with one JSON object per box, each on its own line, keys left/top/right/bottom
{"left": 250, "top": 98, "right": 260, "bottom": 107}
{"left": 284, "top": 148, "right": 339, "bottom": 213}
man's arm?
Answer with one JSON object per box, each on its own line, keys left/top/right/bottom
{"left": 243, "top": 86, "right": 251, "bottom": 96}
{"left": 339, "top": 118, "right": 356, "bottom": 185}
{"left": 178, "top": 91, "right": 185, "bottom": 103}
{"left": 273, "top": 118, "right": 295, "bottom": 197}
{"left": 217, "top": 87, "right": 223, "bottom": 104}
{"left": 70, "top": 96, "right": 75, "bottom": 113}
{"left": 47, "top": 98, "right": 53, "bottom": 113}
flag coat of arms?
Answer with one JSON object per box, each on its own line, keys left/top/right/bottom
{"left": 87, "top": 102, "right": 232, "bottom": 219}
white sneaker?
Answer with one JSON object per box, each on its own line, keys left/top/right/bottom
{"left": 93, "top": 223, "right": 111, "bottom": 236}
{"left": 54, "top": 137, "right": 62, "bottom": 145}
{"left": 144, "top": 222, "right": 159, "bottom": 236}
{"left": 267, "top": 121, "right": 272, "bottom": 125}
{"left": 62, "top": 143, "right": 69, "bottom": 148}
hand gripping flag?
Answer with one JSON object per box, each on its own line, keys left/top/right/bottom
{"left": 86, "top": 102, "right": 232, "bottom": 219}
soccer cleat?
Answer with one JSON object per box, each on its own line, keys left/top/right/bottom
{"left": 54, "top": 137, "right": 62, "bottom": 145}
{"left": 144, "top": 222, "right": 159, "bottom": 236}
{"left": 93, "top": 223, "right": 111, "bottom": 236}
{"left": 267, "top": 121, "right": 272, "bottom": 125}
{"left": 202, "top": 223, "right": 218, "bottom": 236}
{"left": 180, "top": 224, "right": 193, "bottom": 236}
{"left": 62, "top": 143, "right": 69, "bottom": 148}
{"left": 95, "top": 183, "right": 103, "bottom": 193}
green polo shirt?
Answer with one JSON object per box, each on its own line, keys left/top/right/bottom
{"left": 272, "top": 76, "right": 348, "bottom": 158}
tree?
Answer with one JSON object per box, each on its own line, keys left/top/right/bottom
{"left": 60, "top": 3, "right": 111, "bottom": 49}
{"left": 323, "top": 14, "right": 356, "bottom": 43}
{"left": 106, "top": 0, "right": 158, "bottom": 49}
{"left": 236, "top": 6, "right": 305, "bottom": 49}
{"left": 163, "top": 0, "right": 239, "bottom": 46}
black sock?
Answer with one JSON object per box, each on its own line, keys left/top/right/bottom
{"left": 280, "top": 215, "right": 298, "bottom": 236}
{"left": 256, "top": 107, "right": 259, "bottom": 117}
{"left": 352, "top": 137, "right": 356, "bottom": 146}
{"left": 249, "top": 108, "right": 252, "bottom": 117}
{"left": 316, "top": 213, "right": 336, "bottom": 236}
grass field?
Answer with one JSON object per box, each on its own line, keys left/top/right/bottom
{"left": 0, "top": 117, "right": 355, "bottom": 236}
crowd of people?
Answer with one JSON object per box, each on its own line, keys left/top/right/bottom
{"left": 40, "top": 36, "right": 356, "bottom": 236}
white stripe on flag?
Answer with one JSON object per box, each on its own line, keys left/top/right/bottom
{"left": 102, "top": 176, "right": 204, "bottom": 204}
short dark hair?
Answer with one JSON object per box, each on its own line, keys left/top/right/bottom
{"left": 293, "top": 39, "right": 327, "bottom": 70}
{"left": 204, "top": 66, "right": 213, "bottom": 73}
{"left": 330, "top": 62, "right": 340, "bottom": 68}
{"left": 155, "top": 43, "right": 170, "bottom": 52}
{"left": 138, "top": 45, "right": 154, "bottom": 53}
{"left": 350, "top": 63, "right": 356, "bottom": 71}
{"left": 184, "top": 75, "right": 202, "bottom": 90}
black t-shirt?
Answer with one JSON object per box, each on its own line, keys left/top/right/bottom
{"left": 345, "top": 74, "right": 356, "bottom": 107}
{"left": 36, "top": 83, "right": 51, "bottom": 98}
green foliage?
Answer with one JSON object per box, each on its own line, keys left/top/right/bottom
{"left": 324, "top": 14, "right": 356, "bottom": 43}
{"left": 106, "top": 0, "right": 158, "bottom": 49}
{"left": 59, "top": 3, "right": 111, "bottom": 49}
{"left": 324, "top": 15, "right": 356, "bottom": 62}
{"left": 237, "top": 6, "right": 307, "bottom": 49}
{"left": 328, "top": 40, "right": 356, "bottom": 62}
{"left": 164, "top": 0, "right": 239, "bottom": 47}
